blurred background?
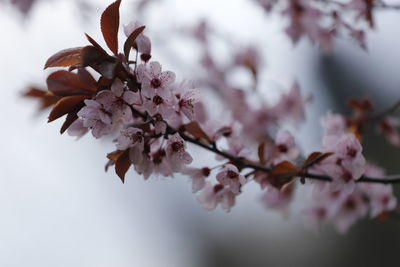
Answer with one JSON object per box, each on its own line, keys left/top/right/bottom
{"left": 1, "top": 0, "right": 400, "bottom": 266}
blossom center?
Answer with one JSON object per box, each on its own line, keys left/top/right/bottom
{"left": 346, "top": 147, "right": 357, "bottom": 158}
{"left": 171, "top": 141, "right": 184, "bottom": 152}
{"left": 278, "top": 144, "right": 288, "bottom": 153}
{"left": 153, "top": 149, "right": 166, "bottom": 165}
{"left": 342, "top": 170, "right": 353, "bottom": 183}
{"left": 131, "top": 132, "right": 143, "bottom": 144}
{"left": 151, "top": 78, "right": 162, "bottom": 88}
{"left": 202, "top": 167, "right": 211, "bottom": 177}
{"left": 382, "top": 195, "right": 390, "bottom": 205}
{"left": 153, "top": 95, "right": 164, "bottom": 105}
{"left": 213, "top": 184, "right": 224, "bottom": 193}
{"left": 227, "top": 170, "right": 239, "bottom": 179}
{"left": 344, "top": 198, "right": 356, "bottom": 210}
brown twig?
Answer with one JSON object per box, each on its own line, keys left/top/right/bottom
{"left": 368, "top": 99, "right": 400, "bottom": 122}
{"left": 129, "top": 106, "right": 400, "bottom": 185}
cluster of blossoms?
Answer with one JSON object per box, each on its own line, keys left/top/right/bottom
{"left": 25, "top": 0, "right": 400, "bottom": 233}
{"left": 255, "top": 0, "right": 400, "bottom": 49}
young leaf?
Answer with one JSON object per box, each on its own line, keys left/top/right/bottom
{"left": 48, "top": 95, "right": 88, "bottom": 122}
{"left": 105, "top": 150, "right": 124, "bottom": 172}
{"left": 44, "top": 47, "right": 83, "bottom": 69}
{"left": 100, "top": 0, "right": 121, "bottom": 55}
{"left": 47, "top": 70, "right": 97, "bottom": 96}
{"left": 77, "top": 68, "right": 97, "bottom": 86}
{"left": 302, "top": 152, "right": 333, "bottom": 169}
{"left": 258, "top": 142, "right": 265, "bottom": 164}
{"left": 85, "top": 33, "right": 108, "bottom": 54}
{"left": 80, "top": 46, "right": 117, "bottom": 79}
{"left": 183, "top": 121, "right": 212, "bottom": 143}
{"left": 60, "top": 112, "right": 78, "bottom": 134}
{"left": 115, "top": 149, "right": 131, "bottom": 183}
{"left": 23, "top": 87, "right": 61, "bottom": 110}
{"left": 123, "top": 25, "right": 145, "bottom": 60}
{"left": 107, "top": 150, "right": 124, "bottom": 162}
{"left": 80, "top": 45, "right": 110, "bottom": 67}
{"left": 271, "top": 161, "right": 299, "bottom": 177}
{"left": 269, "top": 161, "right": 299, "bottom": 189}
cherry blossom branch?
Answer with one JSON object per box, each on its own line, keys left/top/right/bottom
{"left": 375, "top": 0, "right": 400, "bottom": 10}
{"left": 317, "top": 0, "right": 400, "bottom": 10}
{"left": 129, "top": 105, "right": 400, "bottom": 185}
{"left": 368, "top": 99, "right": 400, "bottom": 122}
{"left": 25, "top": 0, "right": 400, "bottom": 231}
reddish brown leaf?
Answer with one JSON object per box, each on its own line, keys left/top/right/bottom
{"left": 97, "top": 76, "right": 114, "bottom": 91}
{"left": 47, "top": 70, "right": 97, "bottom": 97}
{"left": 44, "top": 47, "right": 83, "bottom": 69}
{"left": 100, "top": 0, "right": 121, "bottom": 55}
{"left": 48, "top": 95, "right": 88, "bottom": 122}
{"left": 85, "top": 33, "right": 107, "bottom": 54}
{"left": 281, "top": 180, "right": 295, "bottom": 197}
{"left": 81, "top": 45, "right": 110, "bottom": 67}
{"left": 258, "top": 142, "right": 265, "bottom": 164}
{"left": 348, "top": 98, "right": 373, "bottom": 113}
{"left": 183, "top": 121, "right": 212, "bottom": 143}
{"left": 271, "top": 161, "right": 299, "bottom": 177}
{"left": 123, "top": 25, "right": 145, "bottom": 60}
{"left": 60, "top": 112, "right": 78, "bottom": 134}
{"left": 215, "top": 126, "right": 232, "bottom": 137}
{"left": 80, "top": 45, "right": 117, "bottom": 79}
{"left": 115, "top": 149, "right": 131, "bottom": 183}
{"left": 23, "top": 87, "right": 61, "bottom": 110}
{"left": 269, "top": 161, "right": 299, "bottom": 189}
{"left": 77, "top": 68, "right": 97, "bottom": 86}
{"left": 302, "top": 152, "right": 333, "bottom": 169}
{"left": 105, "top": 150, "right": 124, "bottom": 172}
{"left": 377, "top": 211, "right": 389, "bottom": 222}
{"left": 107, "top": 150, "right": 124, "bottom": 162}
{"left": 23, "top": 87, "right": 47, "bottom": 98}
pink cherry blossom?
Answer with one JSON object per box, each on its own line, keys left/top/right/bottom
{"left": 261, "top": 185, "right": 292, "bottom": 211}
{"left": 124, "top": 21, "right": 152, "bottom": 60}
{"left": 216, "top": 164, "right": 246, "bottom": 194}
{"left": 134, "top": 154, "right": 154, "bottom": 180}
{"left": 77, "top": 79, "right": 137, "bottom": 138}
{"left": 116, "top": 127, "right": 144, "bottom": 165}
{"left": 305, "top": 186, "right": 367, "bottom": 233}
{"left": 312, "top": 133, "right": 366, "bottom": 192}
{"left": 173, "top": 81, "right": 200, "bottom": 120}
{"left": 331, "top": 193, "right": 368, "bottom": 233}
{"left": 67, "top": 119, "right": 88, "bottom": 138}
{"left": 150, "top": 149, "right": 173, "bottom": 177}
{"left": 116, "top": 127, "right": 144, "bottom": 150}
{"left": 197, "top": 183, "right": 236, "bottom": 211}
{"left": 143, "top": 93, "right": 175, "bottom": 118}
{"left": 272, "top": 82, "right": 308, "bottom": 124}
{"left": 136, "top": 61, "right": 176, "bottom": 99}
{"left": 77, "top": 99, "right": 116, "bottom": 138}
{"left": 256, "top": 0, "right": 278, "bottom": 13}
{"left": 181, "top": 167, "right": 211, "bottom": 193}
{"left": 202, "top": 120, "right": 233, "bottom": 142}
{"left": 283, "top": 0, "right": 332, "bottom": 49}
{"left": 165, "top": 133, "right": 193, "bottom": 172}
{"left": 321, "top": 112, "right": 346, "bottom": 137}
{"left": 377, "top": 117, "right": 400, "bottom": 147}
{"left": 219, "top": 136, "right": 251, "bottom": 161}
{"left": 359, "top": 164, "right": 397, "bottom": 218}
{"left": 273, "top": 129, "right": 299, "bottom": 162}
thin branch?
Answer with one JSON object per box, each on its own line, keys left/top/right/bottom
{"left": 129, "top": 106, "right": 400, "bottom": 185}
{"left": 375, "top": 0, "right": 400, "bottom": 10}
{"left": 317, "top": 0, "right": 400, "bottom": 10}
{"left": 368, "top": 99, "right": 400, "bottom": 122}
